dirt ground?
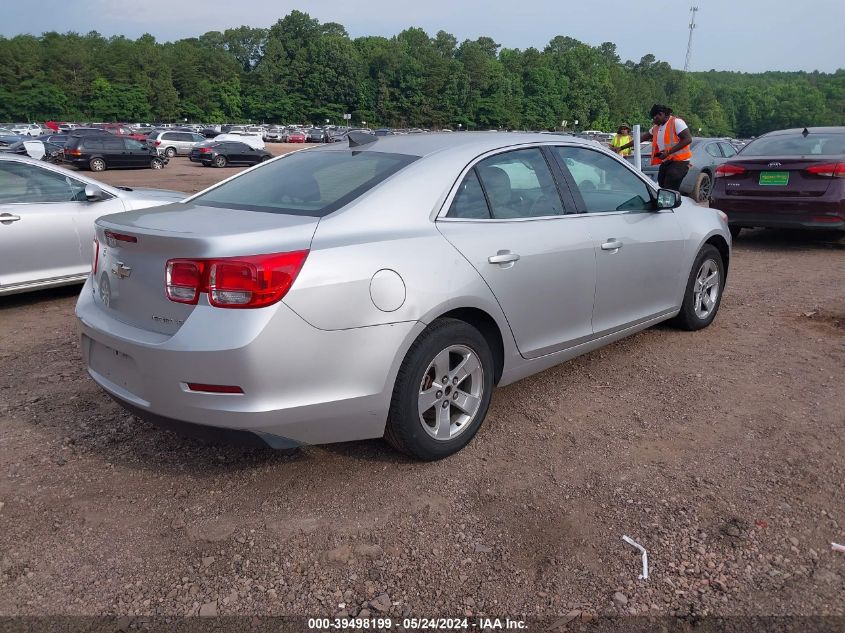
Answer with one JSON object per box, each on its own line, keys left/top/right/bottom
{"left": 0, "top": 155, "right": 843, "bottom": 623}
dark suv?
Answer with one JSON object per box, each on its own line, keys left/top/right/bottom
{"left": 63, "top": 134, "right": 167, "bottom": 172}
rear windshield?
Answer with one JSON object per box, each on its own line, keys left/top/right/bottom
{"left": 191, "top": 149, "right": 418, "bottom": 217}
{"left": 740, "top": 133, "right": 845, "bottom": 157}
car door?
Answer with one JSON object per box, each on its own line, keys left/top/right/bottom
{"left": 436, "top": 147, "right": 597, "bottom": 359}
{"left": 550, "top": 145, "right": 685, "bottom": 335}
{"left": 229, "top": 142, "right": 250, "bottom": 163}
{"left": 100, "top": 136, "right": 126, "bottom": 167}
{"left": 0, "top": 161, "right": 123, "bottom": 290}
{"left": 122, "top": 138, "right": 149, "bottom": 167}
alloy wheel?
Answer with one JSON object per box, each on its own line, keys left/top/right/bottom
{"left": 693, "top": 258, "right": 720, "bottom": 319}
{"left": 418, "top": 345, "right": 484, "bottom": 441}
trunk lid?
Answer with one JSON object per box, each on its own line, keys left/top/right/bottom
{"left": 91, "top": 203, "right": 319, "bottom": 335}
{"left": 721, "top": 156, "right": 837, "bottom": 198}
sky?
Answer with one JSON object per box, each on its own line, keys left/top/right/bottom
{"left": 1, "top": 0, "right": 843, "bottom": 74}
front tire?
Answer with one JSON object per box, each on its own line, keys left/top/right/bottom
{"left": 89, "top": 158, "right": 106, "bottom": 172}
{"left": 385, "top": 319, "right": 494, "bottom": 461}
{"left": 150, "top": 158, "right": 164, "bottom": 170}
{"left": 673, "top": 244, "right": 725, "bottom": 331}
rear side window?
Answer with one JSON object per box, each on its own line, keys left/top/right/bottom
{"left": 191, "top": 149, "right": 418, "bottom": 217}
{"left": 741, "top": 133, "right": 845, "bottom": 156}
{"left": 475, "top": 148, "right": 565, "bottom": 219}
{"left": 83, "top": 138, "right": 104, "bottom": 150}
{"left": 447, "top": 170, "right": 490, "bottom": 219}
{"left": 0, "top": 162, "right": 87, "bottom": 203}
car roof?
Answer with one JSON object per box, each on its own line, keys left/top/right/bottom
{"left": 762, "top": 126, "right": 845, "bottom": 137}
{"left": 317, "top": 131, "right": 595, "bottom": 159}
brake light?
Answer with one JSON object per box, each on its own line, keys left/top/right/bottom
{"left": 715, "top": 164, "right": 746, "bottom": 178}
{"left": 186, "top": 383, "right": 244, "bottom": 394}
{"left": 805, "top": 163, "right": 845, "bottom": 178}
{"left": 66, "top": 149, "right": 82, "bottom": 157}
{"left": 198, "top": 147, "right": 212, "bottom": 153}
{"left": 166, "top": 260, "right": 204, "bottom": 304}
{"left": 104, "top": 230, "right": 138, "bottom": 244}
{"left": 165, "top": 251, "right": 308, "bottom": 308}
{"left": 92, "top": 240, "right": 99, "bottom": 275}
{"left": 154, "top": 140, "right": 161, "bottom": 146}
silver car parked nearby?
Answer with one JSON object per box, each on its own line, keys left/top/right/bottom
{"left": 0, "top": 155, "right": 183, "bottom": 295}
{"left": 76, "top": 133, "right": 731, "bottom": 460}
{"left": 147, "top": 130, "right": 207, "bottom": 158}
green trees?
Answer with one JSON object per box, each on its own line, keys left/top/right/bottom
{"left": 0, "top": 12, "right": 841, "bottom": 135}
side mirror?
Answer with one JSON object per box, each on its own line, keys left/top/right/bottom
{"left": 656, "top": 188, "right": 681, "bottom": 210}
{"left": 85, "top": 184, "right": 108, "bottom": 202}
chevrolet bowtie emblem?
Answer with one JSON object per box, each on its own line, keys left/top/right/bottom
{"left": 112, "top": 262, "right": 132, "bottom": 279}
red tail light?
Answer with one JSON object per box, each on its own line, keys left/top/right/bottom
{"left": 154, "top": 140, "right": 161, "bottom": 146}
{"left": 805, "top": 163, "right": 845, "bottom": 178}
{"left": 198, "top": 147, "right": 212, "bottom": 153}
{"left": 66, "top": 149, "right": 82, "bottom": 157}
{"left": 186, "top": 383, "right": 244, "bottom": 394}
{"left": 715, "top": 164, "right": 746, "bottom": 178}
{"left": 104, "top": 230, "right": 138, "bottom": 244}
{"left": 92, "top": 240, "right": 99, "bottom": 275}
{"left": 165, "top": 251, "right": 309, "bottom": 308}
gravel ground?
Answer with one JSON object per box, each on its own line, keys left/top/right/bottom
{"left": 0, "top": 160, "right": 843, "bottom": 622}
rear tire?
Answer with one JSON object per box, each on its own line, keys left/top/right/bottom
{"left": 692, "top": 172, "right": 712, "bottom": 203}
{"left": 89, "top": 158, "right": 106, "bottom": 172}
{"left": 164, "top": 147, "right": 177, "bottom": 158}
{"left": 673, "top": 244, "right": 725, "bottom": 331}
{"left": 213, "top": 155, "right": 227, "bottom": 168}
{"left": 385, "top": 319, "right": 494, "bottom": 461}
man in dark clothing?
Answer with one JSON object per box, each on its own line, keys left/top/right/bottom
{"left": 613, "top": 104, "right": 693, "bottom": 191}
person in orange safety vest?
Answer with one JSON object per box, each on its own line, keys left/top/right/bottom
{"left": 612, "top": 104, "right": 693, "bottom": 191}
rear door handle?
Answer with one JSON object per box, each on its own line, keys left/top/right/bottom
{"left": 488, "top": 251, "right": 521, "bottom": 265}
{"left": 0, "top": 213, "right": 21, "bottom": 224}
{"left": 601, "top": 239, "right": 623, "bottom": 251}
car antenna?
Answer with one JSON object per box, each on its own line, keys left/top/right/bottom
{"left": 802, "top": 127, "right": 810, "bottom": 137}
{"left": 348, "top": 131, "right": 377, "bottom": 148}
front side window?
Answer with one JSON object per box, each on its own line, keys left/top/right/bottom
{"left": 102, "top": 137, "right": 123, "bottom": 150}
{"left": 0, "top": 162, "right": 86, "bottom": 203}
{"left": 124, "top": 139, "right": 144, "bottom": 150}
{"left": 474, "top": 148, "right": 565, "bottom": 219}
{"left": 552, "top": 146, "right": 653, "bottom": 213}
{"left": 191, "top": 149, "right": 418, "bottom": 217}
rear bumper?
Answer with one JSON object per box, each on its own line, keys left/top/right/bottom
{"left": 76, "top": 278, "right": 424, "bottom": 447}
{"left": 712, "top": 198, "right": 844, "bottom": 230}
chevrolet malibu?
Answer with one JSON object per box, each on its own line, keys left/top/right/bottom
{"left": 76, "top": 133, "right": 731, "bottom": 460}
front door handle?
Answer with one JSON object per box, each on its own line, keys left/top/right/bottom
{"left": 0, "top": 213, "right": 21, "bottom": 224}
{"left": 601, "top": 239, "right": 623, "bottom": 251}
{"left": 488, "top": 250, "right": 521, "bottom": 265}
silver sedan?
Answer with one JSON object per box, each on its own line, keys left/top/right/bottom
{"left": 76, "top": 133, "right": 731, "bottom": 460}
{"left": 0, "top": 155, "right": 183, "bottom": 296}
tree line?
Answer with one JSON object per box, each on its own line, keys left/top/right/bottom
{"left": 1, "top": 10, "right": 843, "bottom": 137}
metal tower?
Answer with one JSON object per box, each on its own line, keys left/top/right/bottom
{"left": 684, "top": 6, "right": 699, "bottom": 72}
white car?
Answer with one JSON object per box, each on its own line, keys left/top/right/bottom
{"left": 0, "top": 155, "right": 183, "bottom": 295}
{"left": 10, "top": 123, "right": 43, "bottom": 137}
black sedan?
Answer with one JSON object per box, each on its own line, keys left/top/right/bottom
{"left": 190, "top": 141, "right": 273, "bottom": 167}
{"left": 306, "top": 129, "right": 327, "bottom": 143}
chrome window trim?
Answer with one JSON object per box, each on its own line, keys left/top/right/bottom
{"left": 435, "top": 141, "right": 659, "bottom": 223}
